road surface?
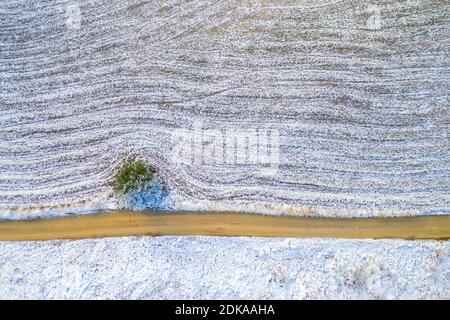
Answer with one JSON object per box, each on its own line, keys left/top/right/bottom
{"left": 0, "top": 211, "right": 449, "bottom": 241}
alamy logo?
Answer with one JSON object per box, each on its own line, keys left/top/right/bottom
{"left": 170, "top": 121, "right": 280, "bottom": 176}
{"left": 366, "top": 5, "right": 382, "bottom": 30}
{"left": 66, "top": 2, "right": 81, "bottom": 30}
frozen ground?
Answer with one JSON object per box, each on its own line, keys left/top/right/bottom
{"left": 1, "top": 1, "right": 448, "bottom": 300}
{"left": 0, "top": 236, "right": 448, "bottom": 299}
{"left": 1, "top": 0, "right": 449, "bottom": 218}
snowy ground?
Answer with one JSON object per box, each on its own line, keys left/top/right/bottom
{"left": 1, "top": 1, "right": 448, "bottom": 300}
{"left": 1, "top": 0, "right": 449, "bottom": 218}
{"left": 0, "top": 236, "right": 448, "bottom": 299}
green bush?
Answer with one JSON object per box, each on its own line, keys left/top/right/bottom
{"left": 114, "top": 161, "right": 156, "bottom": 195}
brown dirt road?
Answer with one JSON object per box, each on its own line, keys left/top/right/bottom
{"left": 0, "top": 211, "right": 449, "bottom": 241}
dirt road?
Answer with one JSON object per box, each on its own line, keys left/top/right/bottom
{"left": 0, "top": 211, "right": 449, "bottom": 241}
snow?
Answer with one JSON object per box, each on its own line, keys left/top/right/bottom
{"left": 0, "top": 236, "right": 448, "bottom": 299}
{"left": 0, "top": 0, "right": 448, "bottom": 300}
{"left": 1, "top": 0, "right": 449, "bottom": 218}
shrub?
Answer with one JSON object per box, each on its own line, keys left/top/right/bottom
{"left": 114, "top": 161, "right": 156, "bottom": 195}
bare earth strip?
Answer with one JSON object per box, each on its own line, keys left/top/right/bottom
{"left": 0, "top": 211, "right": 449, "bottom": 241}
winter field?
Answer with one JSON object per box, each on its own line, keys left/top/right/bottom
{"left": 0, "top": 237, "right": 448, "bottom": 299}
{"left": 1, "top": 0, "right": 449, "bottom": 218}
{"left": 0, "top": 0, "right": 449, "bottom": 300}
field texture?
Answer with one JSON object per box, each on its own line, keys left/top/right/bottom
{"left": 1, "top": 0, "right": 449, "bottom": 218}
{"left": 0, "top": 236, "right": 448, "bottom": 299}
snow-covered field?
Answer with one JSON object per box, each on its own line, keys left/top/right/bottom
{"left": 1, "top": 0, "right": 448, "bottom": 300}
{"left": 0, "top": 236, "right": 448, "bottom": 299}
{"left": 1, "top": 0, "right": 449, "bottom": 218}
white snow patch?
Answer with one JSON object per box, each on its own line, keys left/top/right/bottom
{"left": 0, "top": 237, "right": 448, "bottom": 299}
